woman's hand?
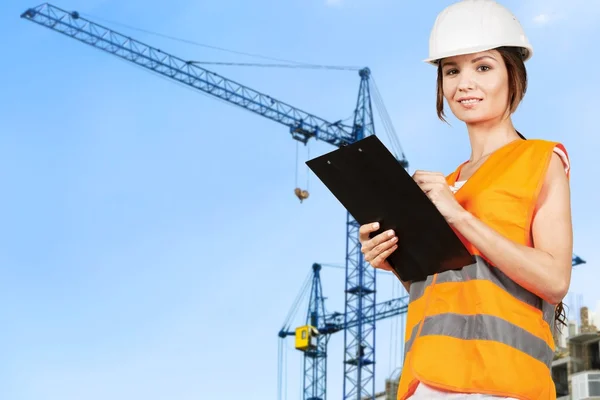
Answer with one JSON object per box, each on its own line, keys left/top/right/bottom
{"left": 412, "top": 170, "right": 468, "bottom": 225}
{"left": 359, "top": 222, "right": 410, "bottom": 291}
{"left": 359, "top": 222, "right": 397, "bottom": 271}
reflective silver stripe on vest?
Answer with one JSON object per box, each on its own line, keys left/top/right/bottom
{"left": 403, "top": 256, "right": 556, "bottom": 367}
{"left": 408, "top": 256, "right": 554, "bottom": 327}
{"left": 404, "top": 323, "right": 420, "bottom": 359}
{"left": 404, "top": 313, "right": 554, "bottom": 368}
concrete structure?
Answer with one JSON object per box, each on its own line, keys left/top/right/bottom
{"left": 362, "top": 370, "right": 400, "bottom": 400}
{"left": 384, "top": 375, "right": 399, "bottom": 400}
{"left": 552, "top": 306, "right": 600, "bottom": 399}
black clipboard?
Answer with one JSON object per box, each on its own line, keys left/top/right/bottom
{"left": 306, "top": 135, "right": 475, "bottom": 282}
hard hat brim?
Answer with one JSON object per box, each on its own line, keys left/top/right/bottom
{"left": 424, "top": 44, "right": 533, "bottom": 65}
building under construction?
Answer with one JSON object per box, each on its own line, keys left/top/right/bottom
{"left": 370, "top": 306, "right": 600, "bottom": 400}
{"left": 552, "top": 306, "right": 600, "bottom": 399}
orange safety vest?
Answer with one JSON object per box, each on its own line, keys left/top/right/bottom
{"left": 396, "top": 138, "right": 570, "bottom": 400}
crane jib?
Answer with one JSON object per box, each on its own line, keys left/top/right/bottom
{"left": 21, "top": 3, "right": 357, "bottom": 148}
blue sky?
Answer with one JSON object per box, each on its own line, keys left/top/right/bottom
{"left": 1, "top": 0, "right": 598, "bottom": 399}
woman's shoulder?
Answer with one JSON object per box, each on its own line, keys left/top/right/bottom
{"left": 516, "top": 138, "right": 570, "bottom": 177}
{"left": 515, "top": 137, "right": 568, "bottom": 151}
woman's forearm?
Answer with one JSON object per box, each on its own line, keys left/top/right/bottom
{"left": 449, "top": 210, "right": 570, "bottom": 304}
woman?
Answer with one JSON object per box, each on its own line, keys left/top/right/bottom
{"left": 359, "top": 1, "right": 573, "bottom": 399}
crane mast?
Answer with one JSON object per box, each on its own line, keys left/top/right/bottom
{"left": 344, "top": 68, "right": 377, "bottom": 400}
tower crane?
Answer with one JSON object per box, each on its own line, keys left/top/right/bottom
{"left": 20, "top": 4, "right": 407, "bottom": 399}
{"left": 21, "top": 4, "right": 586, "bottom": 400}
{"left": 278, "top": 263, "right": 410, "bottom": 400}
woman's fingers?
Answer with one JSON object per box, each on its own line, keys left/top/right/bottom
{"left": 359, "top": 222, "right": 380, "bottom": 243}
{"left": 359, "top": 223, "right": 398, "bottom": 270}
{"left": 365, "top": 234, "right": 397, "bottom": 262}
{"left": 371, "top": 244, "right": 398, "bottom": 270}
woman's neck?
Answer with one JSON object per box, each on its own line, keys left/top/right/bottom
{"left": 466, "top": 117, "right": 522, "bottom": 163}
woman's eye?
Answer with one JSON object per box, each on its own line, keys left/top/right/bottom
{"left": 478, "top": 65, "right": 491, "bottom": 72}
{"left": 445, "top": 69, "right": 458, "bottom": 75}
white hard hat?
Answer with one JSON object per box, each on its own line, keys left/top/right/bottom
{"left": 424, "top": 0, "right": 533, "bottom": 65}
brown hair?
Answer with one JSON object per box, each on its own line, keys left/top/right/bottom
{"left": 556, "top": 302, "right": 567, "bottom": 331}
{"left": 435, "top": 46, "right": 527, "bottom": 123}
{"left": 434, "top": 46, "right": 569, "bottom": 331}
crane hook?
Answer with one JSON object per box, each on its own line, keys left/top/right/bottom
{"left": 294, "top": 187, "right": 309, "bottom": 203}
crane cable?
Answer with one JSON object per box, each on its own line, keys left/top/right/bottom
{"left": 281, "top": 270, "right": 312, "bottom": 332}
{"left": 278, "top": 269, "right": 312, "bottom": 400}
{"left": 277, "top": 338, "right": 288, "bottom": 400}
{"left": 77, "top": 11, "right": 361, "bottom": 71}
{"left": 189, "top": 60, "right": 359, "bottom": 70}
{"left": 389, "top": 277, "right": 396, "bottom": 375}
{"left": 294, "top": 142, "right": 311, "bottom": 203}
{"left": 370, "top": 76, "right": 408, "bottom": 168}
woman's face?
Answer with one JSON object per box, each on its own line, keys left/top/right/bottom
{"left": 441, "top": 50, "right": 510, "bottom": 125}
